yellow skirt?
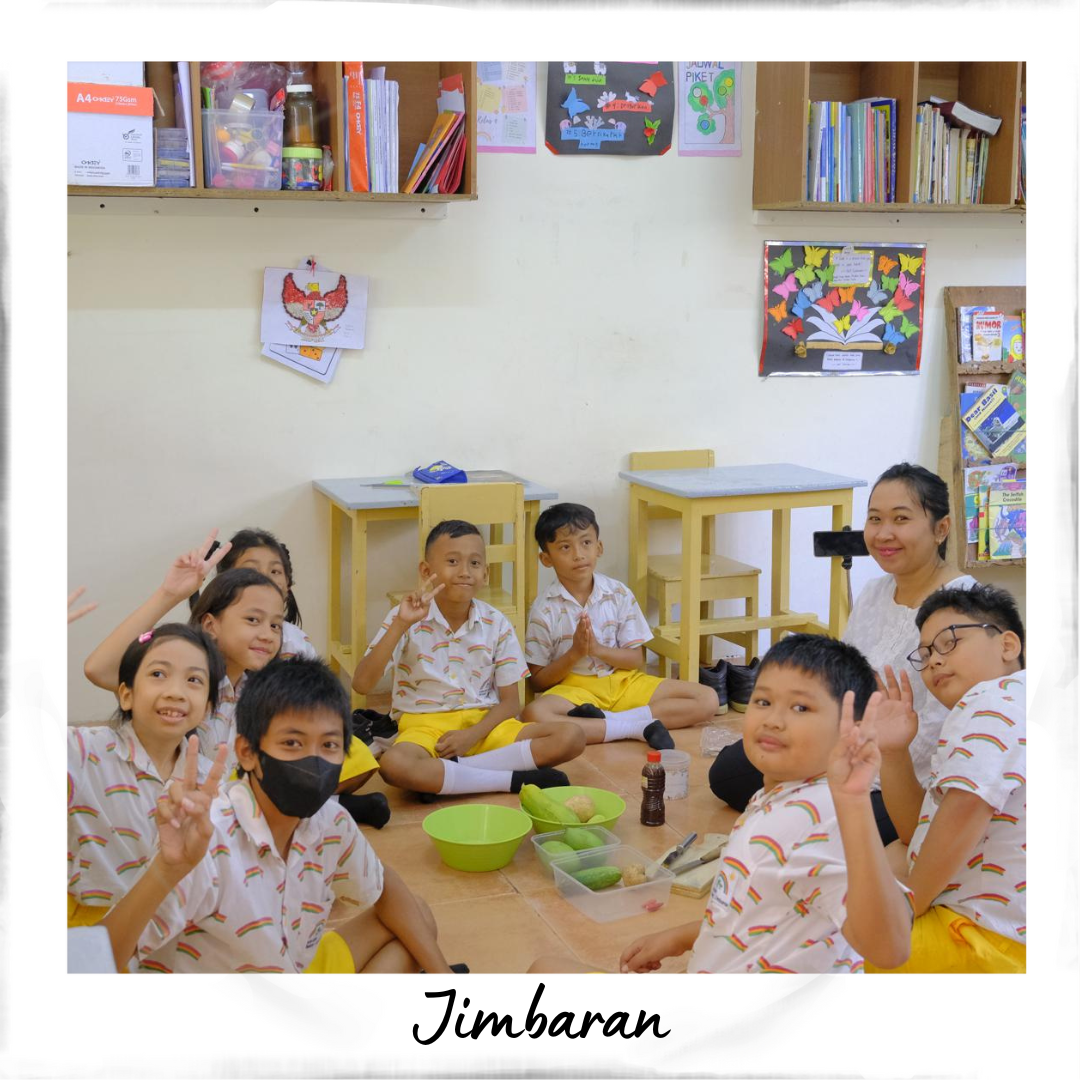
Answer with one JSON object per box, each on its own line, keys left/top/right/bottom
{"left": 543, "top": 669, "right": 663, "bottom": 712}
{"left": 867, "top": 905, "right": 1026, "bottom": 974}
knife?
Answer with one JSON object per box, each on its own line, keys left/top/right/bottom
{"left": 660, "top": 831, "right": 698, "bottom": 869}
{"left": 672, "top": 847, "right": 723, "bottom": 875}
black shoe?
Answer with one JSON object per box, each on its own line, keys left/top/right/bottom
{"left": 338, "top": 791, "right": 391, "bottom": 829}
{"left": 642, "top": 719, "right": 675, "bottom": 750}
{"left": 510, "top": 767, "right": 570, "bottom": 794}
{"left": 450, "top": 962, "right": 470, "bottom": 973}
{"left": 698, "top": 659, "right": 731, "bottom": 714}
{"left": 727, "top": 657, "right": 761, "bottom": 713}
{"left": 352, "top": 708, "right": 397, "bottom": 745}
{"left": 567, "top": 703, "right": 606, "bottom": 719}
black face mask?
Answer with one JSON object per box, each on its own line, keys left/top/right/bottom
{"left": 255, "top": 752, "right": 342, "bottom": 819}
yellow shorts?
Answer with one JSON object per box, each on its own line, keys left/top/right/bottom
{"left": 68, "top": 894, "right": 109, "bottom": 928}
{"left": 340, "top": 737, "right": 380, "bottom": 783}
{"left": 396, "top": 708, "right": 525, "bottom": 758}
{"left": 304, "top": 929, "right": 356, "bottom": 973}
{"left": 866, "top": 905, "right": 1026, "bottom": 974}
{"left": 543, "top": 670, "right": 664, "bottom": 713}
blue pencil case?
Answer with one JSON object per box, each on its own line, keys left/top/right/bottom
{"left": 412, "top": 461, "right": 467, "bottom": 484}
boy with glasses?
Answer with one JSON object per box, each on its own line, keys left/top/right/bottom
{"left": 869, "top": 583, "right": 1026, "bottom": 972}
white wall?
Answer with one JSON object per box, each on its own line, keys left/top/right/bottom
{"left": 67, "top": 62, "right": 1025, "bottom": 722}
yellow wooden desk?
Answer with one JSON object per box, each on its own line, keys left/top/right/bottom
{"left": 618, "top": 463, "right": 867, "bottom": 682}
{"left": 313, "top": 471, "right": 558, "bottom": 706}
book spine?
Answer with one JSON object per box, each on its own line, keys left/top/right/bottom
{"left": 343, "top": 62, "right": 369, "bottom": 194}
{"left": 913, "top": 110, "right": 923, "bottom": 204}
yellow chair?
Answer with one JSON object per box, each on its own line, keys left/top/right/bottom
{"left": 630, "top": 450, "right": 761, "bottom": 672}
{"left": 387, "top": 482, "right": 527, "bottom": 642}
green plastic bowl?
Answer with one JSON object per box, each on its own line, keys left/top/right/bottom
{"left": 521, "top": 785, "right": 627, "bottom": 833}
{"left": 422, "top": 803, "right": 533, "bottom": 872}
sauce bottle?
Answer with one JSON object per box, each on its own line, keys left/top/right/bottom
{"left": 640, "top": 750, "right": 666, "bottom": 826}
{"left": 284, "top": 84, "right": 318, "bottom": 148}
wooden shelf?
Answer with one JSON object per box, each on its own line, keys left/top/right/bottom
{"left": 68, "top": 61, "right": 478, "bottom": 204}
{"left": 754, "top": 61, "right": 1025, "bottom": 213}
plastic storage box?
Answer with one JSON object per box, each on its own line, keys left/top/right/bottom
{"left": 550, "top": 844, "right": 675, "bottom": 923}
{"left": 202, "top": 109, "right": 283, "bottom": 190}
{"left": 531, "top": 825, "right": 620, "bottom": 874}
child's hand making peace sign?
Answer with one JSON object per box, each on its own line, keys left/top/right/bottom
{"left": 161, "top": 529, "right": 233, "bottom": 603}
{"left": 827, "top": 690, "right": 882, "bottom": 801}
{"left": 395, "top": 576, "right": 446, "bottom": 627}
{"left": 154, "top": 737, "right": 229, "bottom": 875}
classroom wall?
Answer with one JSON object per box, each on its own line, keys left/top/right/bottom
{"left": 67, "top": 62, "right": 1026, "bottom": 721}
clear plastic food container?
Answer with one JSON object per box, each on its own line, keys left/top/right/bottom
{"left": 530, "top": 825, "right": 620, "bottom": 874}
{"left": 202, "top": 108, "right": 283, "bottom": 190}
{"left": 550, "top": 844, "right": 675, "bottom": 923}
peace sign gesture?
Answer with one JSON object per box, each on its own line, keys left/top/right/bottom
{"left": 161, "top": 529, "right": 233, "bottom": 602}
{"left": 155, "top": 737, "right": 229, "bottom": 874}
{"left": 396, "top": 576, "right": 446, "bottom": 626}
{"left": 827, "top": 690, "right": 882, "bottom": 800}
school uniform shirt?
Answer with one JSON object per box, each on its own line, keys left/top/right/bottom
{"left": 907, "top": 671, "right": 1026, "bottom": 944}
{"left": 524, "top": 572, "right": 652, "bottom": 677}
{"left": 67, "top": 722, "right": 210, "bottom": 910}
{"left": 195, "top": 673, "right": 246, "bottom": 775}
{"left": 366, "top": 598, "right": 529, "bottom": 719}
{"left": 134, "top": 777, "right": 384, "bottom": 973}
{"left": 280, "top": 621, "right": 319, "bottom": 661}
{"left": 688, "top": 775, "right": 901, "bottom": 974}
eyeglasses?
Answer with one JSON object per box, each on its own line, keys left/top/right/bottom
{"left": 907, "top": 623, "right": 1003, "bottom": 671}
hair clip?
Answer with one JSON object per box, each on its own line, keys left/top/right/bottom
{"left": 138, "top": 631, "right": 154, "bottom": 644}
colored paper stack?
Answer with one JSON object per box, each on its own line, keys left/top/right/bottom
{"left": 154, "top": 127, "right": 191, "bottom": 188}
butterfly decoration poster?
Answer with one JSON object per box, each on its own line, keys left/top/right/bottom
{"left": 544, "top": 62, "right": 675, "bottom": 156}
{"left": 759, "top": 242, "right": 927, "bottom": 376}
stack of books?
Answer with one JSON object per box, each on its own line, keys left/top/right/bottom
{"left": 154, "top": 127, "right": 191, "bottom": 188}
{"left": 364, "top": 77, "right": 400, "bottom": 193}
{"left": 913, "top": 97, "right": 1000, "bottom": 204}
{"left": 806, "top": 97, "right": 896, "bottom": 203}
{"left": 957, "top": 305, "right": 1025, "bottom": 364}
{"left": 404, "top": 110, "right": 467, "bottom": 195}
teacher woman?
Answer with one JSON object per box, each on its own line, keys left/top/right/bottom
{"left": 708, "top": 463, "right": 976, "bottom": 843}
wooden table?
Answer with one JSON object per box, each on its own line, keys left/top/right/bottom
{"left": 313, "top": 471, "right": 558, "bottom": 706}
{"left": 618, "top": 463, "right": 867, "bottom": 681}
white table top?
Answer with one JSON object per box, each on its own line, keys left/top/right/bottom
{"left": 618, "top": 463, "right": 867, "bottom": 499}
{"left": 313, "top": 470, "right": 559, "bottom": 511}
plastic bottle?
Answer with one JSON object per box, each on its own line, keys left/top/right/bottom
{"left": 640, "top": 750, "right": 666, "bottom": 826}
{"left": 284, "top": 84, "right": 318, "bottom": 148}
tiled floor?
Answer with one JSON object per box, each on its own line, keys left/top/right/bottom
{"left": 354, "top": 695, "right": 744, "bottom": 973}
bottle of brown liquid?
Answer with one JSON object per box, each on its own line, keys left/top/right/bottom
{"left": 640, "top": 750, "right": 666, "bottom": 826}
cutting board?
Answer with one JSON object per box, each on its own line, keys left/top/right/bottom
{"left": 662, "top": 832, "right": 730, "bottom": 898}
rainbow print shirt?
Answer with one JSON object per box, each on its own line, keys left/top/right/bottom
{"left": 194, "top": 672, "right": 247, "bottom": 775}
{"left": 688, "top": 775, "right": 882, "bottom": 974}
{"left": 68, "top": 722, "right": 210, "bottom": 913}
{"left": 135, "top": 778, "right": 384, "bottom": 973}
{"left": 525, "top": 572, "right": 652, "bottom": 678}
{"left": 908, "top": 671, "right": 1026, "bottom": 944}
{"left": 367, "top": 597, "right": 528, "bottom": 719}
{"left": 279, "top": 620, "right": 318, "bottom": 662}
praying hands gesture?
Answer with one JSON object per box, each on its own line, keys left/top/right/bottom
{"left": 161, "top": 529, "right": 233, "bottom": 603}
{"left": 570, "top": 611, "right": 593, "bottom": 660}
{"left": 827, "top": 691, "right": 882, "bottom": 801}
{"left": 396, "top": 576, "right": 446, "bottom": 627}
{"left": 155, "top": 737, "right": 229, "bottom": 875}
{"left": 872, "top": 666, "right": 919, "bottom": 755}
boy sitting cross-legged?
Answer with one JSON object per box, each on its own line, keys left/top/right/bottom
{"left": 352, "top": 520, "right": 584, "bottom": 800}
{"left": 102, "top": 657, "right": 453, "bottom": 973}
{"left": 529, "top": 634, "right": 913, "bottom": 974}
{"left": 520, "top": 503, "right": 716, "bottom": 749}
{"left": 870, "top": 583, "right": 1027, "bottom": 973}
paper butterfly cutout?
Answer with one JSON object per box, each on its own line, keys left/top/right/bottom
{"left": 899, "top": 315, "right": 920, "bottom": 338}
{"left": 850, "top": 299, "right": 869, "bottom": 321}
{"left": 897, "top": 271, "right": 921, "bottom": 298}
{"left": 882, "top": 323, "right": 905, "bottom": 347}
{"left": 639, "top": 70, "right": 668, "bottom": 97}
{"left": 768, "top": 299, "right": 788, "bottom": 323}
{"left": 791, "top": 295, "right": 811, "bottom": 320}
{"left": 561, "top": 87, "right": 590, "bottom": 119}
{"left": 815, "top": 264, "right": 835, "bottom": 284}
{"left": 837, "top": 286, "right": 857, "bottom": 304}
{"left": 803, "top": 245, "right": 827, "bottom": 268}
{"left": 817, "top": 288, "right": 842, "bottom": 313}
{"left": 891, "top": 289, "right": 914, "bottom": 313}
{"left": 800, "top": 281, "right": 824, "bottom": 303}
{"left": 773, "top": 273, "right": 799, "bottom": 299}
{"left": 794, "top": 264, "right": 817, "bottom": 287}
{"left": 899, "top": 252, "right": 923, "bottom": 275}
{"left": 769, "top": 248, "right": 794, "bottom": 275}
{"left": 880, "top": 274, "right": 898, "bottom": 293}
{"left": 878, "top": 255, "right": 898, "bottom": 274}
{"left": 644, "top": 118, "right": 662, "bottom": 145}
{"left": 866, "top": 278, "right": 889, "bottom": 304}
{"left": 781, "top": 318, "right": 804, "bottom": 340}
{"left": 833, "top": 314, "right": 852, "bottom": 333}
{"left": 879, "top": 299, "right": 901, "bottom": 323}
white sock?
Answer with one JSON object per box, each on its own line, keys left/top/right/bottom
{"left": 458, "top": 741, "right": 537, "bottom": 772}
{"left": 602, "top": 706, "right": 654, "bottom": 743}
{"left": 438, "top": 759, "right": 514, "bottom": 795}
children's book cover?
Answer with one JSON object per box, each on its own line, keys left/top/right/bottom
{"left": 964, "top": 464, "right": 1018, "bottom": 544}
{"left": 971, "top": 311, "right": 1004, "bottom": 363}
{"left": 963, "top": 384, "right": 1025, "bottom": 457}
{"left": 977, "top": 485, "right": 991, "bottom": 561}
{"left": 989, "top": 481, "right": 1026, "bottom": 560}
{"left": 957, "top": 304, "right": 994, "bottom": 363}
{"left": 1002, "top": 315, "right": 1024, "bottom": 364}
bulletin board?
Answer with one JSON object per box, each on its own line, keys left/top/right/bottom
{"left": 545, "top": 61, "right": 675, "bottom": 155}
{"left": 759, "top": 241, "right": 927, "bottom": 376}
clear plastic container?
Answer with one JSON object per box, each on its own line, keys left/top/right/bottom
{"left": 660, "top": 749, "right": 691, "bottom": 800}
{"left": 550, "top": 844, "right": 674, "bottom": 923}
{"left": 282, "top": 146, "right": 323, "bottom": 190}
{"left": 202, "top": 109, "right": 283, "bottom": 190}
{"left": 531, "top": 826, "right": 620, "bottom": 874}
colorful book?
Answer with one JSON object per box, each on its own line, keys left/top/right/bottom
{"left": 971, "top": 311, "right": 1004, "bottom": 363}
{"left": 404, "top": 110, "right": 464, "bottom": 194}
{"left": 963, "top": 384, "right": 1026, "bottom": 458}
{"left": 1002, "top": 316, "right": 1024, "bottom": 364}
{"left": 343, "top": 62, "right": 369, "bottom": 193}
{"left": 964, "top": 464, "right": 1018, "bottom": 544}
{"left": 957, "top": 305, "right": 995, "bottom": 363}
{"left": 959, "top": 391, "right": 992, "bottom": 464}
{"left": 977, "top": 485, "right": 991, "bottom": 561}
{"left": 988, "top": 481, "right": 1026, "bottom": 560}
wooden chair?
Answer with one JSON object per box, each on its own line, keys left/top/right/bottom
{"left": 630, "top": 449, "right": 762, "bottom": 672}
{"left": 387, "top": 482, "right": 527, "bottom": 642}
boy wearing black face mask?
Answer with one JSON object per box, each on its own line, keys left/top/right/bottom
{"left": 102, "top": 658, "right": 452, "bottom": 974}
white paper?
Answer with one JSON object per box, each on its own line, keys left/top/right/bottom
{"left": 822, "top": 351, "right": 863, "bottom": 371}
{"left": 829, "top": 246, "right": 874, "bottom": 286}
{"left": 261, "top": 265, "right": 368, "bottom": 350}
{"left": 476, "top": 60, "right": 537, "bottom": 153}
{"left": 178, "top": 61, "right": 194, "bottom": 186}
{"left": 260, "top": 342, "right": 342, "bottom": 383}
{"left": 677, "top": 62, "right": 742, "bottom": 157}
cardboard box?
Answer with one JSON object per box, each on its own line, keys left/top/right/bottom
{"left": 68, "top": 83, "right": 155, "bottom": 186}
{"left": 67, "top": 62, "right": 145, "bottom": 86}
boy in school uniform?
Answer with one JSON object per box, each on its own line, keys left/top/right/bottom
{"left": 521, "top": 503, "right": 717, "bottom": 748}
{"left": 529, "top": 634, "right": 914, "bottom": 974}
{"left": 870, "top": 582, "right": 1027, "bottom": 973}
{"left": 101, "top": 657, "right": 452, "bottom": 974}
{"left": 352, "top": 520, "right": 585, "bottom": 799}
